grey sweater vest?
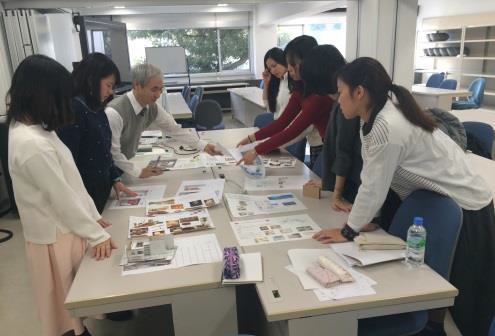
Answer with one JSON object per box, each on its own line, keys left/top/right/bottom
{"left": 107, "top": 95, "right": 158, "bottom": 159}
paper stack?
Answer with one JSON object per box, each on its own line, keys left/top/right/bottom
{"left": 286, "top": 249, "right": 377, "bottom": 301}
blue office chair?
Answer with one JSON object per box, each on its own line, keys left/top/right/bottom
{"left": 195, "top": 99, "right": 225, "bottom": 131}
{"left": 286, "top": 138, "right": 307, "bottom": 163}
{"left": 253, "top": 112, "right": 274, "bottom": 128}
{"left": 439, "top": 79, "right": 457, "bottom": 90}
{"left": 463, "top": 121, "right": 494, "bottom": 159}
{"left": 193, "top": 86, "right": 204, "bottom": 102}
{"left": 311, "top": 152, "right": 323, "bottom": 177}
{"left": 259, "top": 79, "right": 264, "bottom": 89}
{"left": 425, "top": 73, "right": 445, "bottom": 88}
{"left": 452, "top": 78, "right": 486, "bottom": 110}
{"left": 358, "top": 190, "right": 463, "bottom": 336}
{"left": 490, "top": 316, "right": 495, "bottom": 336}
{"left": 182, "top": 85, "right": 192, "bottom": 104}
{"left": 188, "top": 95, "right": 200, "bottom": 116}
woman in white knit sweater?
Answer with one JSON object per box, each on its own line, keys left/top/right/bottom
{"left": 313, "top": 57, "right": 495, "bottom": 336}
{"left": 7, "top": 55, "right": 116, "bottom": 336}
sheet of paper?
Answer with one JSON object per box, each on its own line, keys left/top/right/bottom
{"left": 107, "top": 185, "right": 167, "bottom": 209}
{"left": 230, "top": 214, "right": 320, "bottom": 246}
{"left": 224, "top": 192, "right": 306, "bottom": 218}
{"left": 145, "top": 191, "right": 219, "bottom": 216}
{"left": 287, "top": 248, "right": 377, "bottom": 301}
{"left": 151, "top": 208, "right": 215, "bottom": 235}
{"left": 262, "top": 156, "right": 297, "bottom": 168}
{"left": 149, "top": 156, "right": 204, "bottom": 171}
{"left": 217, "top": 143, "right": 266, "bottom": 179}
{"left": 128, "top": 216, "right": 168, "bottom": 239}
{"left": 222, "top": 252, "right": 263, "bottom": 284}
{"left": 244, "top": 175, "right": 308, "bottom": 192}
{"left": 176, "top": 179, "right": 226, "bottom": 198}
{"left": 142, "top": 130, "right": 162, "bottom": 137}
{"left": 122, "top": 233, "right": 223, "bottom": 276}
{"left": 331, "top": 241, "right": 405, "bottom": 267}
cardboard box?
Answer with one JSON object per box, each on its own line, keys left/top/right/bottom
{"left": 303, "top": 184, "right": 321, "bottom": 199}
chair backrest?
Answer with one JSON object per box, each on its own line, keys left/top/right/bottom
{"left": 467, "top": 78, "right": 486, "bottom": 107}
{"left": 193, "top": 86, "right": 204, "bottom": 102}
{"left": 425, "top": 72, "right": 445, "bottom": 88}
{"left": 462, "top": 121, "right": 494, "bottom": 159}
{"left": 259, "top": 79, "right": 264, "bottom": 89}
{"left": 311, "top": 151, "right": 323, "bottom": 177}
{"left": 253, "top": 112, "right": 274, "bottom": 128}
{"left": 286, "top": 138, "right": 307, "bottom": 163}
{"left": 182, "top": 85, "right": 192, "bottom": 103}
{"left": 0, "top": 116, "right": 16, "bottom": 213}
{"left": 439, "top": 79, "right": 457, "bottom": 90}
{"left": 188, "top": 95, "right": 200, "bottom": 115}
{"left": 489, "top": 316, "right": 495, "bottom": 336}
{"left": 388, "top": 190, "right": 462, "bottom": 280}
{"left": 194, "top": 99, "right": 224, "bottom": 130}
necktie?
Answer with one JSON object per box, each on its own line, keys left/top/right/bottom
{"left": 139, "top": 107, "right": 147, "bottom": 117}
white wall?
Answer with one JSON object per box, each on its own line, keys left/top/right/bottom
{"left": 418, "top": 0, "right": 495, "bottom": 20}
{"left": 0, "top": 3, "right": 12, "bottom": 115}
{"left": 46, "top": 14, "right": 81, "bottom": 71}
{"left": 252, "top": 8, "right": 276, "bottom": 79}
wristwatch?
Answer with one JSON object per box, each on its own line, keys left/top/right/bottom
{"left": 341, "top": 224, "right": 359, "bottom": 241}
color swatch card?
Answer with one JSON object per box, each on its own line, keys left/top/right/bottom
{"left": 244, "top": 175, "right": 308, "bottom": 191}
{"left": 154, "top": 208, "right": 215, "bottom": 235}
{"left": 107, "top": 185, "right": 167, "bottom": 209}
{"left": 262, "top": 157, "right": 297, "bottom": 168}
{"left": 145, "top": 191, "right": 219, "bottom": 216}
{"left": 229, "top": 214, "right": 321, "bottom": 246}
{"left": 224, "top": 192, "right": 306, "bottom": 218}
{"left": 128, "top": 216, "right": 168, "bottom": 239}
{"left": 176, "top": 179, "right": 225, "bottom": 198}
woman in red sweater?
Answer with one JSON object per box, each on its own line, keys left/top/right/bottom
{"left": 238, "top": 43, "right": 347, "bottom": 165}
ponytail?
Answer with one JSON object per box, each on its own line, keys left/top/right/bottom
{"left": 389, "top": 84, "right": 437, "bottom": 132}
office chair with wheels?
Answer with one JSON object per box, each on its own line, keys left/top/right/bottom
{"left": 425, "top": 73, "right": 445, "bottom": 88}
{"left": 358, "top": 190, "right": 463, "bottom": 336}
{"left": 452, "top": 78, "right": 486, "bottom": 110}
{"left": 463, "top": 121, "right": 494, "bottom": 159}
{"left": 253, "top": 112, "right": 273, "bottom": 128}
{"left": 181, "top": 85, "right": 192, "bottom": 104}
{"left": 195, "top": 99, "right": 225, "bottom": 131}
{"left": 193, "top": 86, "right": 204, "bottom": 102}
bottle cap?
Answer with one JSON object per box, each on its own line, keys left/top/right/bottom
{"left": 413, "top": 217, "right": 423, "bottom": 225}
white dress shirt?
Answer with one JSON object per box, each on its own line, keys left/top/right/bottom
{"left": 8, "top": 122, "right": 110, "bottom": 246}
{"left": 105, "top": 91, "right": 207, "bottom": 177}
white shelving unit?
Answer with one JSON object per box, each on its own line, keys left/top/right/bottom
{"left": 415, "top": 14, "right": 495, "bottom": 107}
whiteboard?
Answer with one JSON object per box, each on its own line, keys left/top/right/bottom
{"left": 145, "top": 46, "right": 188, "bottom": 75}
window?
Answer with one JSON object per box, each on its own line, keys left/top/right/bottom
{"left": 127, "top": 28, "right": 250, "bottom": 74}
{"left": 277, "top": 21, "right": 346, "bottom": 56}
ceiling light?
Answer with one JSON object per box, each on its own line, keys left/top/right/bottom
{"left": 113, "top": 6, "right": 126, "bottom": 9}
{"left": 217, "top": 4, "right": 228, "bottom": 7}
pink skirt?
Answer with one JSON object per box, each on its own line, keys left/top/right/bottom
{"left": 25, "top": 231, "right": 87, "bottom": 336}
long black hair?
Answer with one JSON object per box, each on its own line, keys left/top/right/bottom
{"left": 72, "top": 52, "right": 121, "bottom": 111}
{"left": 336, "top": 57, "right": 437, "bottom": 132}
{"left": 6, "top": 54, "right": 74, "bottom": 131}
{"left": 284, "top": 35, "right": 318, "bottom": 93}
{"left": 300, "top": 44, "right": 346, "bottom": 97}
{"left": 264, "top": 47, "right": 286, "bottom": 113}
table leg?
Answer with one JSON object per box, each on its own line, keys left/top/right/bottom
{"left": 171, "top": 286, "right": 238, "bottom": 336}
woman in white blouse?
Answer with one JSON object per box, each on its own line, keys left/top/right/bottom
{"left": 7, "top": 55, "right": 116, "bottom": 336}
{"left": 313, "top": 57, "right": 495, "bottom": 336}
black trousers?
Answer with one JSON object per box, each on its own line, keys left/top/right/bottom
{"left": 84, "top": 177, "right": 113, "bottom": 214}
{"left": 449, "top": 201, "right": 495, "bottom": 336}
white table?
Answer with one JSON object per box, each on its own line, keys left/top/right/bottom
{"left": 162, "top": 92, "right": 192, "bottom": 119}
{"left": 199, "top": 129, "right": 458, "bottom": 336}
{"left": 228, "top": 87, "right": 266, "bottom": 126}
{"left": 65, "top": 149, "right": 239, "bottom": 335}
{"left": 411, "top": 85, "right": 471, "bottom": 111}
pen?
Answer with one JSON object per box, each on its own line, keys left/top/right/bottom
{"left": 154, "top": 155, "right": 161, "bottom": 169}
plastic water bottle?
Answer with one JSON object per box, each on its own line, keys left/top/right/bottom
{"left": 406, "top": 217, "right": 427, "bottom": 267}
